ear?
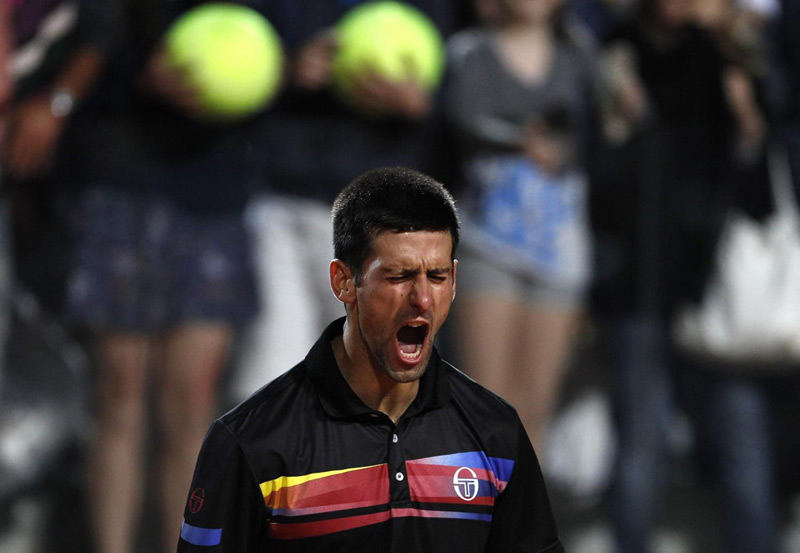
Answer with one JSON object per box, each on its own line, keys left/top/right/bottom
{"left": 452, "top": 258, "right": 458, "bottom": 301}
{"left": 330, "top": 259, "right": 356, "bottom": 304}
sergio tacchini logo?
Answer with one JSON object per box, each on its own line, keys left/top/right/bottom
{"left": 453, "top": 467, "right": 479, "bottom": 501}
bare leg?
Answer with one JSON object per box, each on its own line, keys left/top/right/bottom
{"left": 89, "top": 333, "right": 152, "bottom": 553}
{"left": 451, "top": 295, "right": 519, "bottom": 399}
{"left": 154, "top": 323, "right": 231, "bottom": 553}
{"left": 451, "top": 294, "right": 580, "bottom": 454}
{"left": 513, "top": 307, "right": 580, "bottom": 452}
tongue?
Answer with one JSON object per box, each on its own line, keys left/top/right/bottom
{"left": 399, "top": 343, "right": 418, "bottom": 354}
{"left": 397, "top": 325, "right": 425, "bottom": 355}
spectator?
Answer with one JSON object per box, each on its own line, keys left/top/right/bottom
{"left": 230, "top": 0, "right": 467, "bottom": 402}
{"left": 0, "top": 0, "right": 109, "bottom": 311}
{"left": 444, "top": 0, "right": 597, "bottom": 452}
{"left": 590, "top": 0, "right": 769, "bottom": 551}
{"left": 51, "top": 2, "right": 263, "bottom": 552}
{"left": 1, "top": 0, "right": 110, "bottom": 182}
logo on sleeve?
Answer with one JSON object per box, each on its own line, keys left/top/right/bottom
{"left": 189, "top": 488, "right": 206, "bottom": 513}
{"left": 452, "top": 467, "right": 479, "bottom": 501}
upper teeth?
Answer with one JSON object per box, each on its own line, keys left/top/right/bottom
{"left": 408, "top": 322, "right": 424, "bottom": 327}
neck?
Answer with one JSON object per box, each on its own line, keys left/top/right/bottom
{"left": 502, "top": 17, "right": 552, "bottom": 41}
{"left": 495, "top": 23, "right": 555, "bottom": 84}
{"left": 333, "top": 325, "right": 419, "bottom": 424}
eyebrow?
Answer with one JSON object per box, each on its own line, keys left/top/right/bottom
{"left": 426, "top": 266, "right": 453, "bottom": 276}
{"left": 385, "top": 265, "right": 453, "bottom": 277}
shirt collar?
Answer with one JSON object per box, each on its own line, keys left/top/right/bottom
{"left": 306, "top": 317, "right": 450, "bottom": 420}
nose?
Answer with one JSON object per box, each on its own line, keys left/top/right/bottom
{"left": 409, "top": 276, "right": 433, "bottom": 312}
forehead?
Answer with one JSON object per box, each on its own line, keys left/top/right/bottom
{"left": 368, "top": 230, "right": 454, "bottom": 266}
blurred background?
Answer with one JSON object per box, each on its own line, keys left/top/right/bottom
{"left": 1, "top": 1, "right": 800, "bottom": 553}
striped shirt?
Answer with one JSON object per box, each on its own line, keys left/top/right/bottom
{"left": 178, "top": 317, "right": 563, "bottom": 553}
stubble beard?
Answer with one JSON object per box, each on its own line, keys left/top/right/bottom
{"left": 367, "top": 331, "right": 434, "bottom": 384}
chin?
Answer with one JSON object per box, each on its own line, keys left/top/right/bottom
{"left": 387, "top": 367, "right": 426, "bottom": 384}
{"left": 383, "top": 355, "right": 431, "bottom": 384}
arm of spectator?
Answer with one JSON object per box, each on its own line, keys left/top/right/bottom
{"left": 597, "top": 42, "right": 649, "bottom": 143}
{"left": 346, "top": 64, "right": 432, "bottom": 120}
{"left": 522, "top": 120, "right": 572, "bottom": 176}
{"left": 2, "top": 46, "right": 105, "bottom": 180}
{"left": 723, "top": 65, "right": 767, "bottom": 155}
{"left": 2, "top": 0, "right": 120, "bottom": 179}
{"left": 288, "top": 30, "right": 431, "bottom": 120}
{"left": 289, "top": 29, "right": 338, "bottom": 91}
{"left": 137, "top": 44, "right": 204, "bottom": 118}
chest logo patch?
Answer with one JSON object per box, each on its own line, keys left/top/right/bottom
{"left": 188, "top": 488, "right": 206, "bottom": 513}
{"left": 452, "top": 467, "right": 479, "bottom": 501}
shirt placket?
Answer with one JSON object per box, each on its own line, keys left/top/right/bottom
{"left": 387, "top": 421, "right": 410, "bottom": 504}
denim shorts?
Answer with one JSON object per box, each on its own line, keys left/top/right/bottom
{"left": 63, "top": 186, "right": 260, "bottom": 332}
{"left": 455, "top": 243, "right": 586, "bottom": 310}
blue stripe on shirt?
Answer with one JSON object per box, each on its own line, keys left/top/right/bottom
{"left": 180, "top": 521, "right": 222, "bottom": 546}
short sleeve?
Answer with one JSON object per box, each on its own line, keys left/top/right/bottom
{"left": 483, "top": 420, "right": 564, "bottom": 553}
{"left": 177, "top": 420, "right": 266, "bottom": 553}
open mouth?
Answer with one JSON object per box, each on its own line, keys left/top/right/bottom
{"left": 396, "top": 322, "right": 428, "bottom": 362}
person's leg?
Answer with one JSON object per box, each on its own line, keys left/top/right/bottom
{"left": 233, "top": 196, "right": 330, "bottom": 401}
{"left": 154, "top": 323, "right": 232, "bottom": 553}
{"left": 89, "top": 333, "right": 152, "bottom": 553}
{"left": 608, "top": 314, "right": 672, "bottom": 553}
{"left": 448, "top": 247, "right": 581, "bottom": 451}
{"left": 704, "top": 375, "right": 777, "bottom": 553}
{"left": 451, "top": 295, "right": 579, "bottom": 454}
{"left": 515, "top": 306, "right": 581, "bottom": 452}
{"left": 451, "top": 294, "right": 519, "bottom": 400}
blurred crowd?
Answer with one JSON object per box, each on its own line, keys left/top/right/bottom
{"left": 1, "top": 1, "right": 800, "bottom": 553}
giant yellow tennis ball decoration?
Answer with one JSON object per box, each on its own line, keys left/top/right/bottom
{"left": 331, "top": 1, "right": 445, "bottom": 106}
{"left": 165, "top": 3, "right": 283, "bottom": 121}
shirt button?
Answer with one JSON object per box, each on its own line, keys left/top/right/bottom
{"left": 395, "top": 472, "right": 404, "bottom": 482}
{"left": 392, "top": 434, "right": 398, "bottom": 444}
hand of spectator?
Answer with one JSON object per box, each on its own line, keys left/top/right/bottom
{"left": 604, "top": 44, "right": 648, "bottom": 124}
{"left": 347, "top": 61, "right": 432, "bottom": 120}
{"left": 724, "top": 67, "right": 766, "bottom": 155}
{"left": 1, "top": 94, "right": 67, "bottom": 180}
{"left": 290, "top": 30, "right": 338, "bottom": 91}
{"left": 138, "top": 45, "right": 204, "bottom": 117}
{"left": 614, "top": 74, "right": 648, "bottom": 123}
{"left": 522, "top": 122, "right": 569, "bottom": 176}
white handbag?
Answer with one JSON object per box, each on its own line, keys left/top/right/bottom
{"left": 672, "top": 146, "right": 800, "bottom": 368}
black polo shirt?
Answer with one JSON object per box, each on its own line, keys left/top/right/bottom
{"left": 178, "top": 318, "right": 564, "bottom": 553}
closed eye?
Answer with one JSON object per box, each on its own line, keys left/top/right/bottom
{"left": 387, "top": 271, "right": 417, "bottom": 283}
{"left": 427, "top": 268, "right": 451, "bottom": 283}
{"left": 386, "top": 268, "right": 451, "bottom": 283}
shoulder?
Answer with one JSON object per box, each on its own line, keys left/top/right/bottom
{"left": 219, "top": 362, "right": 314, "bottom": 441}
{"left": 446, "top": 27, "right": 491, "bottom": 66}
{"left": 437, "top": 362, "right": 531, "bottom": 480}
{"left": 442, "top": 361, "right": 522, "bottom": 429}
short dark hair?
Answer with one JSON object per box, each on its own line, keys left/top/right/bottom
{"left": 332, "top": 167, "right": 460, "bottom": 284}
